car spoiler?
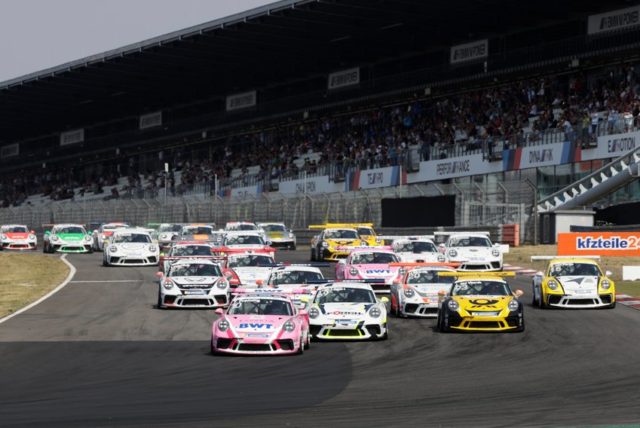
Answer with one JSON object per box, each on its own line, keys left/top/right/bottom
{"left": 530, "top": 255, "right": 600, "bottom": 261}
{"left": 389, "top": 262, "right": 460, "bottom": 268}
{"left": 437, "top": 271, "right": 516, "bottom": 278}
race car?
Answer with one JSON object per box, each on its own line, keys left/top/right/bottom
{"left": 442, "top": 233, "right": 503, "bottom": 271}
{"left": 156, "top": 223, "right": 184, "bottom": 252}
{"left": 223, "top": 252, "right": 277, "bottom": 287}
{"left": 531, "top": 256, "right": 615, "bottom": 309}
{"left": 263, "top": 265, "right": 329, "bottom": 309}
{"left": 43, "top": 224, "right": 93, "bottom": 253}
{"left": 102, "top": 228, "right": 159, "bottom": 266}
{"left": 157, "top": 259, "right": 229, "bottom": 309}
{"left": 391, "top": 237, "right": 445, "bottom": 263}
{"left": 92, "top": 222, "right": 129, "bottom": 251}
{"left": 0, "top": 224, "right": 37, "bottom": 250}
{"left": 308, "top": 282, "right": 388, "bottom": 340}
{"left": 159, "top": 241, "right": 218, "bottom": 274}
{"left": 180, "top": 224, "right": 219, "bottom": 243}
{"left": 436, "top": 272, "right": 525, "bottom": 332}
{"left": 312, "top": 223, "right": 381, "bottom": 246}
{"left": 223, "top": 231, "right": 273, "bottom": 251}
{"left": 309, "top": 227, "right": 367, "bottom": 261}
{"left": 224, "top": 221, "right": 267, "bottom": 242}
{"left": 389, "top": 263, "right": 458, "bottom": 317}
{"left": 335, "top": 248, "right": 401, "bottom": 294}
{"left": 211, "top": 291, "right": 310, "bottom": 355}
{"left": 257, "top": 222, "right": 296, "bottom": 250}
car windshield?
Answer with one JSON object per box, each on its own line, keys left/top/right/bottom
{"left": 2, "top": 226, "right": 28, "bottom": 233}
{"left": 396, "top": 241, "right": 437, "bottom": 253}
{"left": 262, "top": 224, "right": 286, "bottom": 232}
{"left": 225, "top": 235, "right": 264, "bottom": 245}
{"left": 270, "top": 270, "right": 324, "bottom": 285}
{"left": 56, "top": 226, "right": 85, "bottom": 234}
{"left": 228, "top": 255, "right": 274, "bottom": 267}
{"left": 159, "top": 224, "right": 182, "bottom": 232}
{"left": 407, "top": 270, "right": 455, "bottom": 284}
{"left": 451, "top": 280, "right": 511, "bottom": 296}
{"left": 315, "top": 287, "right": 376, "bottom": 304}
{"left": 113, "top": 234, "right": 151, "bottom": 243}
{"left": 550, "top": 263, "right": 601, "bottom": 277}
{"left": 357, "top": 227, "right": 375, "bottom": 236}
{"left": 183, "top": 226, "right": 213, "bottom": 235}
{"left": 171, "top": 246, "right": 212, "bottom": 256}
{"left": 229, "top": 298, "right": 292, "bottom": 315}
{"left": 169, "top": 263, "right": 221, "bottom": 277}
{"left": 227, "top": 224, "right": 257, "bottom": 231}
{"left": 324, "top": 229, "right": 358, "bottom": 239}
{"left": 449, "top": 236, "right": 492, "bottom": 247}
{"left": 351, "top": 252, "right": 399, "bottom": 264}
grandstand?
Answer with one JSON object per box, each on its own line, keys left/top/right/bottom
{"left": 2, "top": 0, "right": 640, "bottom": 242}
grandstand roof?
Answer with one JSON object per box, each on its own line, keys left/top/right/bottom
{"left": 0, "top": 0, "right": 632, "bottom": 142}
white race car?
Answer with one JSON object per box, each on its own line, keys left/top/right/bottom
{"left": 308, "top": 282, "right": 388, "bottom": 340}
{"left": 223, "top": 231, "right": 272, "bottom": 250}
{"left": 257, "top": 222, "right": 297, "bottom": 250}
{"left": 103, "top": 229, "right": 159, "bottom": 266}
{"left": 156, "top": 223, "right": 184, "bottom": 252}
{"left": 92, "top": 222, "right": 129, "bottom": 251}
{"left": 392, "top": 238, "right": 444, "bottom": 263}
{"left": 225, "top": 253, "right": 277, "bottom": 287}
{"left": 0, "top": 224, "right": 37, "bottom": 250}
{"left": 390, "top": 264, "right": 456, "bottom": 318}
{"left": 442, "top": 233, "right": 503, "bottom": 271}
{"left": 264, "top": 265, "right": 328, "bottom": 308}
{"left": 157, "top": 259, "right": 229, "bottom": 308}
{"left": 225, "top": 221, "right": 268, "bottom": 242}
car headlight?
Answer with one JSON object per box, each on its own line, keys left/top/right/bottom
{"left": 403, "top": 287, "right": 415, "bottom": 298}
{"left": 492, "top": 249, "right": 500, "bottom": 257}
{"left": 437, "top": 254, "right": 445, "bottom": 262}
{"left": 218, "top": 319, "right": 229, "bottom": 331}
{"left": 448, "top": 249, "right": 457, "bottom": 257}
{"left": 349, "top": 267, "right": 359, "bottom": 276}
{"left": 109, "top": 245, "right": 118, "bottom": 253}
{"left": 0, "top": 234, "right": 7, "bottom": 241}
{"left": 321, "top": 241, "right": 329, "bottom": 248}
{"left": 84, "top": 235, "right": 92, "bottom": 242}
{"left": 160, "top": 233, "right": 168, "bottom": 240}
{"left": 508, "top": 299, "right": 519, "bottom": 311}
{"left": 447, "top": 300, "right": 459, "bottom": 311}
{"left": 50, "top": 235, "right": 59, "bottom": 242}
{"left": 369, "top": 307, "right": 382, "bottom": 318}
{"left": 148, "top": 245, "right": 157, "bottom": 252}
{"left": 28, "top": 234, "right": 36, "bottom": 241}
{"left": 283, "top": 321, "right": 295, "bottom": 332}
{"left": 162, "top": 279, "right": 174, "bottom": 290}
{"left": 601, "top": 279, "right": 611, "bottom": 290}
{"left": 309, "top": 307, "right": 320, "bottom": 319}
{"left": 217, "top": 279, "right": 228, "bottom": 289}
{"left": 547, "top": 280, "right": 558, "bottom": 290}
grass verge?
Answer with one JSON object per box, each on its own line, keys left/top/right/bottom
{"left": 0, "top": 253, "right": 70, "bottom": 319}
{"left": 504, "top": 245, "right": 640, "bottom": 297}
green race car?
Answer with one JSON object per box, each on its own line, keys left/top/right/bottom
{"left": 43, "top": 223, "right": 93, "bottom": 253}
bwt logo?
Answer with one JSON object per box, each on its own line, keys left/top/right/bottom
{"left": 576, "top": 236, "right": 633, "bottom": 249}
{"left": 367, "top": 172, "right": 384, "bottom": 185}
{"left": 528, "top": 149, "right": 553, "bottom": 164}
{"left": 239, "top": 323, "right": 274, "bottom": 329}
{"left": 366, "top": 269, "right": 391, "bottom": 274}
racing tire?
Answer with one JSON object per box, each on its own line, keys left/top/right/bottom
{"left": 538, "top": 292, "right": 547, "bottom": 309}
{"left": 297, "top": 337, "right": 305, "bottom": 355}
{"left": 87, "top": 247, "right": 93, "bottom": 254}
{"left": 304, "top": 332, "right": 311, "bottom": 350}
{"left": 157, "top": 292, "right": 164, "bottom": 309}
{"left": 291, "top": 244, "right": 297, "bottom": 251}
{"left": 438, "top": 312, "right": 451, "bottom": 333}
{"left": 606, "top": 302, "right": 616, "bottom": 309}
{"left": 42, "top": 244, "right": 47, "bottom": 253}
{"left": 531, "top": 285, "right": 538, "bottom": 306}
{"left": 102, "top": 258, "right": 108, "bottom": 267}
{"left": 310, "top": 248, "right": 316, "bottom": 262}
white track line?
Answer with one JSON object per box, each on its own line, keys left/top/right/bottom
{"left": 0, "top": 254, "right": 77, "bottom": 325}
{"left": 70, "top": 280, "right": 142, "bottom": 283}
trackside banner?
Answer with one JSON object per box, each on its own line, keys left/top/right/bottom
{"left": 558, "top": 232, "right": 640, "bottom": 257}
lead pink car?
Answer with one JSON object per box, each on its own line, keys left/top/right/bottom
{"left": 335, "top": 248, "right": 401, "bottom": 294}
{"left": 211, "top": 291, "right": 310, "bottom": 355}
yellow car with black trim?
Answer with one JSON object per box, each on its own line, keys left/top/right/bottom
{"left": 309, "top": 226, "right": 368, "bottom": 261}
{"left": 436, "top": 272, "right": 525, "bottom": 332}
{"left": 531, "top": 256, "right": 615, "bottom": 309}
{"left": 312, "top": 223, "right": 381, "bottom": 247}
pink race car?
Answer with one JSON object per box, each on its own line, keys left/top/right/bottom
{"left": 211, "top": 290, "right": 310, "bottom": 355}
{"left": 335, "top": 248, "right": 401, "bottom": 294}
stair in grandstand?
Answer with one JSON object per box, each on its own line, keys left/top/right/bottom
{"left": 537, "top": 146, "right": 640, "bottom": 213}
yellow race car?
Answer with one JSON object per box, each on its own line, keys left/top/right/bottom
{"left": 531, "top": 256, "right": 615, "bottom": 309}
{"left": 437, "top": 272, "right": 525, "bottom": 332}
{"left": 313, "top": 223, "right": 381, "bottom": 247}
{"left": 309, "top": 225, "right": 368, "bottom": 261}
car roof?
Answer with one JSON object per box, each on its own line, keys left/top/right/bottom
{"left": 272, "top": 266, "right": 322, "bottom": 273}
{"left": 53, "top": 224, "right": 85, "bottom": 228}
{"left": 455, "top": 277, "right": 508, "bottom": 283}
{"left": 171, "top": 258, "right": 218, "bottom": 266}
{"left": 322, "top": 282, "right": 375, "bottom": 290}
{"left": 113, "top": 228, "right": 150, "bottom": 235}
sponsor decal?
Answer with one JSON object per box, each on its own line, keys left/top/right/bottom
{"left": 467, "top": 299, "right": 500, "bottom": 308}
{"left": 366, "top": 269, "right": 391, "bottom": 274}
{"left": 367, "top": 172, "right": 384, "bottom": 185}
{"left": 558, "top": 232, "right": 640, "bottom": 256}
{"left": 331, "top": 311, "right": 362, "bottom": 316}
{"left": 528, "top": 149, "right": 553, "bottom": 164}
{"left": 239, "top": 323, "right": 274, "bottom": 329}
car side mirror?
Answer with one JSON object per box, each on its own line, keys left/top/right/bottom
{"left": 536, "top": 271, "right": 543, "bottom": 277}
{"left": 605, "top": 270, "right": 612, "bottom": 277}
{"left": 514, "top": 289, "right": 524, "bottom": 298}
{"left": 392, "top": 279, "right": 402, "bottom": 285}
{"left": 266, "top": 241, "right": 272, "bottom": 246}
{"left": 30, "top": 230, "right": 35, "bottom": 234}
{"left": 380, "top": 296, "right": 389, "bottom": 304}
{"left": 214, "top": 308, "right": 224, "bottom": 315}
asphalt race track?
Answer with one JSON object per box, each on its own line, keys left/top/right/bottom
{"left": 1, "top": 251, "right": 640, "bottom": 427}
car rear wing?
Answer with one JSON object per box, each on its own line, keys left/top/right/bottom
{"left": 433, "top": 230, "right": 491, "bottom": 244}
{"left": 272, "top": 262, "right": 331, "bottom": 268}
{"left": 389, "top": 262, "right": 460, "bottom": 268}
{"left": 335, "top": 245, "right": 393, "bottom": 252}
{"left": 530, "top": 255, "right": 601, "bottom": 261}
{"left": 437, "top": 271, "right": 516, "bottom": 278}
{"left": 379, "top": 235, "right": 435, "bottom": 243}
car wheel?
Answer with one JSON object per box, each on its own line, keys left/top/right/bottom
{"left": 305, "top": 332, "right": 311, "bottom": 349}
{"left": 42, "top": 244, "right": 47, "bottom": 253}
{"left": 531, "top": 285, "right": 538, "bottom": 306}
{"left": 297, "top": 336, "right": 305, "bottom": 355}
{"left": 439, "top": 311, "right": 451, "bottom": 333}
{"left": 539, "top": 290, "right": 547, "bottom": 309}
{"left": 157, "top": 292, "right": 164, "bottom": 309}
{"left": 210, "top": 338, "right": 216, "bottom": 355}
{"left": 310, "top": 248, "right": 316, "bottom": 261}
{"left": 380, "top": 325, "right": 388, "bottom": 340}
{"left": 607, "top": 301, "right": 616, "bottom": 309}
{"left": 516, "top": 316, "right": 525, "bottom": 332}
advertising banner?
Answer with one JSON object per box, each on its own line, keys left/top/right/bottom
{"left": 502, "top": 142, "right": 580, "bottom": 171}
{"left": 450, "top": 39, "right": 488, "bottom": 64}
{"left": 409, "top": 153, "right": 502, "bottom": 183}
{"left": 0, "top": 143, "right": 19, "bottom": 158}
{"left": 588, "top": 6, "right": 640, "bottom": 35}
{"left": 226, "top": 184, "right": 263, "bottom": 199}
{"left": 60, "top": 129, "right": 85, "bottom": 146}
{"left": 139, "top": 111, "right": 162, "bottom": 129}
{"left": 557, "top": 232, "right": 640, "bottom": 257}
{"left": 279, "top": 176, "right": 342, "bottom": 195}
{"left": 328, "top": 67, "right": 360, "bottom": 90}
{"left": 582, "top": 130, "right": 639, "bottom": 161}
{"left": 226, "top": 91, "right": 257, "bottom": 111}
{"left": 347, "top": 166, "right": 407, "bottom": 190}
